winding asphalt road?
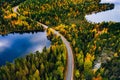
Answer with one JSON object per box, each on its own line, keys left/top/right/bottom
{"left": 13, "top": 6, "right": 74, "bottom": 80}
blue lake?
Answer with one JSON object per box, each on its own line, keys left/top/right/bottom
{"left": 85, "top": 0, "right": 120, "bottom": 23}
{"left": 0, "top": 31, "right": 51, "bottom": 66}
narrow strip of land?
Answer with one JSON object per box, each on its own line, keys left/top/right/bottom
{"left": 13, "top": 6, "right": 74, "bottom": 80}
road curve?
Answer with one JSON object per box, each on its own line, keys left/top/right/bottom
{"left": 13, "top": 6, "right": 74, "bottom": 80}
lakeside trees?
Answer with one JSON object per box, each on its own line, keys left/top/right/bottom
{"left": 0, "top": 0, "right": 120, "bottom": 80}
{"left": 19, "top": 0, "right": 114, "bottom": 26}
{"left": 0, "top": 30, "right": 67, "bottom": 80}
{"left": 0, "top": 0, "right": 43, "bottom": 35}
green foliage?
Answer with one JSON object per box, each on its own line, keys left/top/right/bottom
{"left": 0, "top": 0, "right": 119, "bottom": 80}
{"left": 0, "top": 34, "right": 67, "bottom": 80}
{"left": 0, "top": 0, "right": 43, "bottom": 35}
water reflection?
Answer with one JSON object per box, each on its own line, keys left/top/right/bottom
{"left": 85, "top": 0, "right": 120, "bottom": 23}
{"left": 0, "top": 31, "right": 51, "bottom": 66}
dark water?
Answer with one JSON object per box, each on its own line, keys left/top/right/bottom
{"left": 85, "top": 0, "right": 120, "bottom": 23}
{"left": 0, "top": 31, "right": 51, "bottom": 66}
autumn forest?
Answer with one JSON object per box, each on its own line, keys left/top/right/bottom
{"left": 0, "top": 0, "right": 120, "bottom": 80}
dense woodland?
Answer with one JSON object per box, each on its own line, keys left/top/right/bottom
{"left": 0, "top": 29, "right": 67, "bottom": 80}
{"left": 0, "top": 0, "right": 43, "bottom": 35}
{"left": 0, "top": 0, "right": 120, "bottom": 80}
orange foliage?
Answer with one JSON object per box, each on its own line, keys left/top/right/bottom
{"left": 92, "top": 74, "right": 102, "bottom": 80}
{"left": 11, "top": 20, "right": 22, "bottom": 25}
{"left": 4, "top": 13, "right": 17, "bottom": 19}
